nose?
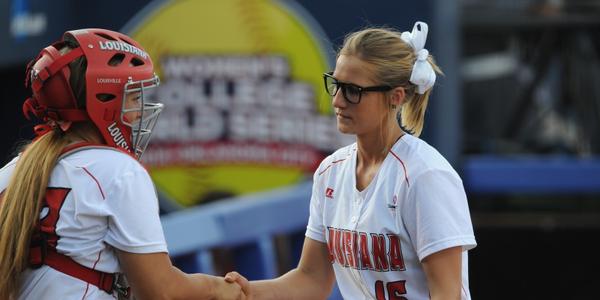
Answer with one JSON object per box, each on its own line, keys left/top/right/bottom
{"left": 332, "top": 88, "right": 347, "bottom": 109}
{"left": 124, "top": 109, "right": 142, "bottom": 124}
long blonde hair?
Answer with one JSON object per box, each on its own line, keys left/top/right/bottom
{"left": 339, "top": 27, "right": 443, "bottom": 137}
{"left": 0, "top": 40, "right": 101, "bottom": 299}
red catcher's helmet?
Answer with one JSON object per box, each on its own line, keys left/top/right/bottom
{"left": 23, "top": 28, "right": 163, "bottom": 158}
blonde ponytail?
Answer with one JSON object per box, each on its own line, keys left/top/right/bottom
{"left": 0, "top": 130, "right": 69, "bottom": 299}
{"left": 401, "top": 90, "right": 430, "bottom": 137}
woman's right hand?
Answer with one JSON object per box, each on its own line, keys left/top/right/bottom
{"left": 216, "top": 276, "right": 247, "bottom": 300}
{"left": 224, "top": 271, "right": 251, "bottom": 299}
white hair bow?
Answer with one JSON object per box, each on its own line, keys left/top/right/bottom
{"left": 400, "top": 21, "right": 436, "bottom": 94}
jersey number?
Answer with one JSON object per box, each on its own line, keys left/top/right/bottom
{"left": 375, "top": 280, "right": 407, "bottom": 300}
{"left": 40, "top": 188, "right": 71, "bottom": 247}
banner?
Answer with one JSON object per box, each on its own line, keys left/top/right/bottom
{"left": 124, "top": 0, "right": 353, "bottom": 207}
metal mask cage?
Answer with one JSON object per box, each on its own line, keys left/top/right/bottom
{"left": 121, "top": 74, "right": 163, "bottom": 158}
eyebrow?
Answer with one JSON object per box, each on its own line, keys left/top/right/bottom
{"left": 329, "top": 74, "right": 365, "bottom": 87}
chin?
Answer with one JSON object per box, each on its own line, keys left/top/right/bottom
{"left": 337, "top": 124, "right": 355, "bottom": 135}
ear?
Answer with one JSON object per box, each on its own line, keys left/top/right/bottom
{"left": 389, "top": 86, "right": 406, "bottom": 106}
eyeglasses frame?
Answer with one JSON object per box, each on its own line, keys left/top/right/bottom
{"left": 323, "top": 72, "right": 393, "bottom": 104}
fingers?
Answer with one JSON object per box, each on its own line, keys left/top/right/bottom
{"left": 225, "top": 271, "right": 246, "bottom": 284}
{"left": 219, "top": 276, "right": 246, "bottom": 300}
{"left": 224, "top": 271, "right": 240, "bottom": 283}
{"left": 224, "top": 271, "right": 251, "bottom": 298}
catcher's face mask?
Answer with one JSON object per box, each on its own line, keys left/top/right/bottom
{"left": 121, "top": 76, "right": 163, "bottom": 158}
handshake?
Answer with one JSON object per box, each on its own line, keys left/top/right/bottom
{"left": 215, "top": 271, "right": 251, "bottom": 300}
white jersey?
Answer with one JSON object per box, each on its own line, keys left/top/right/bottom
{"left": 305, "top": 134, "right": 477, "bottom": 300}
{"left": 0, "top": 147, "right": 168, "bottom": 300}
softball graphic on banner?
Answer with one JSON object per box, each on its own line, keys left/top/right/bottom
{"left": 123, "top": 0, "right": 351, "bottom": 208}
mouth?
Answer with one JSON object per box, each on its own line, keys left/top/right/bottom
{"left": 336, "top": 112, "right": 351, "bottom": 120}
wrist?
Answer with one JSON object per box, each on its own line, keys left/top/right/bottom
{"left": 207, "top": 275, "right": 223, "bottom": 300}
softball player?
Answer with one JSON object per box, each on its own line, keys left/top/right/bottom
{"left": 0, "top": 29, "right": 244, "bottom": 300}
{"left": 225, "top": 21, "right": 476, "bottom": 299}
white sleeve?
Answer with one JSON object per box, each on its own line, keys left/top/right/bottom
{"left": 104, "top": 165, "right": 168, "bottom": 254}
{"left": 0, "top": 156, "right": 19, "bottom": 193}
{"left": 305, "top": 168, "right": 326, "bottom": 243}
{"left": 401, "top": 169, "right": 476, "bottom": 261}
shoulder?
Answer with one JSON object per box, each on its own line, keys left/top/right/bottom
{"left": 63, "top": 147, "right": 140, "bottom": 166}
{"left": 391, "top": 134, "right": 460, "bottom": 182}
{"left": 314, "top": 142, "right": 355, "bottom": 177}
{"left": 0, "top": 156, "right": 20, "bottom": 192}
{"left": 0, "top": 156, "right": 19, "bottom": 173}
{"left": 55, "top": 147, "right": 155, "bottom": 201}
{"left": 58, "top": 147, "right": 148, "bottom": 181}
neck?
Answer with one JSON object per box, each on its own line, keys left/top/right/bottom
{"left": 64, "top": 122, "right": 105, "bottom": 145}
{"left": 356, "top": 124, "right": 403, "bottom": 165}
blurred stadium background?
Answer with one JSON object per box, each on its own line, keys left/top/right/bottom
{"left": 2, "top": 0, "right": 600, "bottom": 298}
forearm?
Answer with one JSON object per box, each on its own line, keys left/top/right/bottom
{"left": 131, "top": 265, "right": 222, "bottom": 300}
{"left": 168, "top": 268, "right": 217, "bottom": 300}
{"left": 225, "top": 238, "right": 334, "bottom": 300}
{"left": 163, "top": 267, "right": 235, "bottom": 300}
{"left": 250, "top": 267, "right": 333, "bottom": 300}
{"left": 118, "top": 251, "right": 242, "bottom": 300}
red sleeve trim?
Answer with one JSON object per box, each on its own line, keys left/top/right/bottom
{"left": 318, "top": 158, "right": 347, "bottom": 176}
{"left": 389, "top": 150, "right": 410, "bottom": 187}
{"left": 81, "top": 167, "right": 106, "bottom": 200}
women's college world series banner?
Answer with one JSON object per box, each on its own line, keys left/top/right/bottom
{"left": 124, "top": 0, "right": 352, "bottom": 208}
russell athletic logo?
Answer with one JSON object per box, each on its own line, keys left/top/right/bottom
{"left": 98, "top": 41, "right": 148, "bottom": 59}
{"left": 388, "top": 195, "right": 398, "bottom": 210}
{"left": 325, "top": 187, "right": 334, "bottom": 199}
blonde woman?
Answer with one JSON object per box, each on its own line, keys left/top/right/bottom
{"left": 225, "top": 22, "right": 477, "bottom": 300}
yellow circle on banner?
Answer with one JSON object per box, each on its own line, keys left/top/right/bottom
{"left": 125, "top": 0, "right": 334, "bottom": 207}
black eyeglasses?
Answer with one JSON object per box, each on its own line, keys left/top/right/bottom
{"left": 323, "top": 72, "right": 392, "bottom": 104}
